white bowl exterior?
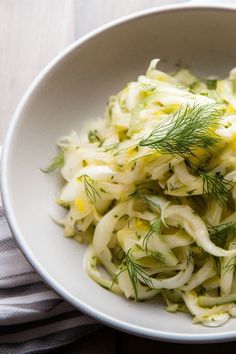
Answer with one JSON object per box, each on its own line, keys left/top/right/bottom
{"left": 2, "top": 4, "right": 236, "bottom": 343}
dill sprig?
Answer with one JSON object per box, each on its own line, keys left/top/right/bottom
{"left": 139, "top": 104, "right": 222, "bottom": 157}
{"left": 112, "top": 249, "right": 153, "bottom": 300}
{"left": 201, "top": 172, "right": 234, "bottom": 211}
{"left": 143, "top": 217, "right": 162, "bottom": 253}
{"left": 125, "top": 249, "right": 153, "bottom": 300}
{"left": 41, "top": 150, "right": 64, "bottom": 173}
{"left": 209, "top": 222, "right": 236, "bottom": 248}
{"left": 78, "top": 174, "right": 101, "bottom": 204}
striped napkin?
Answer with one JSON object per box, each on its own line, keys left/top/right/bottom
{"left": 0, "top": 206, "right": 101, "bottom": 353}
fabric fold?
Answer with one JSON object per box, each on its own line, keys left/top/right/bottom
{"left": 0, "top": 206, "right": 100, "bottom": 352}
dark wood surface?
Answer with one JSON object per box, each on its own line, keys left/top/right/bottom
{"left": 55, "top": 327, "right": 236, "bottom": 353}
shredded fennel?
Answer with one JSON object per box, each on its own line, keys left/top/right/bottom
{"left": 45, "top": 59, "right": 236, "bottom": 327}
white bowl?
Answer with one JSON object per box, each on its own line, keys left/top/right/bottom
{"left": 2, "top": 2, "right": 236, "bottom": 343}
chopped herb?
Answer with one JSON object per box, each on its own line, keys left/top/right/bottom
{"left": 88, "top": 130, "right": 100, "bottom": 143}
{"left": 103, "top": 143, "right": 120, "bottom": 152}
{"left": 222, "top": 257, "right": 235, "bottom": 275}
{"left": 224, "top": 121, "right": 232, "bottom": 129}
{"left": 186, "top": 250, "right": 193, "bottom": 266}
{"left": 206, "top": 79, "right": 217, "bottom": 90}
{"left": 186, "top": 189, "right": 197, "bottom": 195}
{"left": 41, "top": 151, "right": 64, "bottom": 173}
{"left": 131, "top": 161, "right": 137, "bottom": 171}
{"left": 168, "top": 162, "right": 173, "bottom": 173}
{"left": 204, "top": 155, "right": 212, "bottom": 167}
{"left": 188, "top": 81, "right": 199, "bottom": 91}
{"left": 184, "top": 158, "right": 193, "bottom": 169}
{"left": 118, "top": 214, "right": 129, "bottom": 222}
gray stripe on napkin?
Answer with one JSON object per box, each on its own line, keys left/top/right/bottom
{"left": 0, "top": 206, "right": 101, "bottom": 351}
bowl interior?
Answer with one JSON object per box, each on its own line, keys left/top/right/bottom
{"left": 3, "top": 5, "right": 236, "bottom": 342}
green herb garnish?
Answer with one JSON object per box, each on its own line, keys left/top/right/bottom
{"left": 188, "top": 81, "right": 199, "bottom": 91}
{"left": 103, "top": 143, "right": 120, "bottom": 152}
{"left": 206, "top": 80, "right": 217, "bottom": 90}
{"left": 201, "top": 172, "right": 234, "bottom": 211}
{"left": 125, "top": 249, "right": 153, "bottom": 300}
{"left": 143, "top": 217, "right": 162, "bottom": 252}
{"left": 139, "top": 104, "right": 221, "bottom": 157}
{"left": 41, "top": 151, "right": 64, "bottom": 173}
{"left": 222, "top": 257, "right": 235, "bottom": 275}
{"left": 88, "top": 130, "right": 100, "bottom": 143}
{"left": 78, "top": 175, "right": 101, "bottom": 204}
{"left": 209, "top": 222, "right": 236, "bottom": 248}
{"left": 111, "top": 249, "right": 153, "bottom": 300}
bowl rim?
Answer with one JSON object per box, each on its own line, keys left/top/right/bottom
{"left": 2, "top": 2, "right": 236, "bottom": 343}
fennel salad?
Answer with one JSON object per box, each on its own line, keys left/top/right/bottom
{"left": 44, "top": 60, "right": 236, "bottom": 327}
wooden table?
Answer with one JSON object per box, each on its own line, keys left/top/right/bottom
{"left": 1, "top": 1, "right": 236, "bottom": 352}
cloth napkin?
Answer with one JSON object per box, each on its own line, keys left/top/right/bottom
{"left": 0, "top": 205, "right": 101, "bottom": 353}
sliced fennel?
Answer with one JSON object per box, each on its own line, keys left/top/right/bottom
{"left": 46, "top": 59, "right": 236, "bottom": 327}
